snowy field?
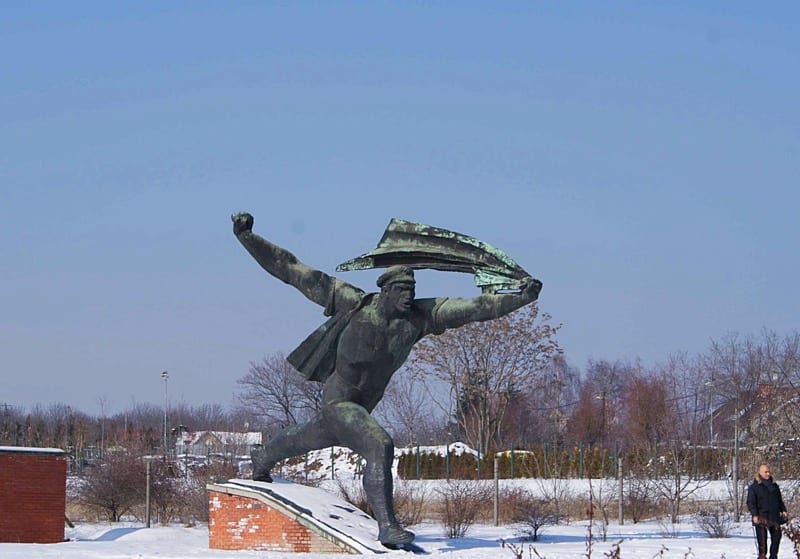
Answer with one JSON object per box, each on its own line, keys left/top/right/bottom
{"left": 0, "top": 518, "right": 778, "bottom": 559}
{"left": 3, "top": 446, "right": 788, "bottom": 558}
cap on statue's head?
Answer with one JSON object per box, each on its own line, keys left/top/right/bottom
{"left": 376, "top": 265, "right": 416, "bottom": 288}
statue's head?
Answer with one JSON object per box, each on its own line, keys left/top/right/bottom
{"left": 377, "top": 266, "right": 416, "bottom": 315}
{"left": 377, "top": 266, "right": 415, "bottom": 289}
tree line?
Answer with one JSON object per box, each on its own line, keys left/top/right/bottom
{"left": 6, "top": 303, "right": 800, "bottom": 526}
{"left": 238, "top": 305, "right": 800, "bottom": 467}
{"left": 0, "top": 400, "right": 258, "bottom": 470}
{"left": 5, "top": 303, "right": 800, "bottom": 475}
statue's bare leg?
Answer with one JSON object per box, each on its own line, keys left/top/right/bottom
{"left": 251, "top": 417, "right": 335, "bottom": 482}
{"left": 323, "top": 402, "right": 414, "bottom": 546}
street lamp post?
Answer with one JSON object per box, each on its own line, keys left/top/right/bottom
{"left": 596, "top": 390, "right": 607, "bottom": 448}
{"left": 732, "top": 398, "right": 741, "bottom": 523}
{"left": 161, "top": 371, "right": 169, "bottom": 457}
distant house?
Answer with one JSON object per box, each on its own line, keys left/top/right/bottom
{"left": 702, "top": 383, "right": 800, "bottom": 448}
{"left": 745, "top": 384, "right": 800, "bottom": 447}
{"left": 175, "top": 431, "right": 262, "bottom": 458}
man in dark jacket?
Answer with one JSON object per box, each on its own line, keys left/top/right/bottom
{"left": 747, "top": 463, "right": 788, "bottom": 559}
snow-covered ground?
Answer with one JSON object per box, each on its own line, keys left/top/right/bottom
{"left": 3, "top": 444, "right": 783, "bottom": 558}
{"left": 0, "top": 518, "right": 776, "bottom": 558}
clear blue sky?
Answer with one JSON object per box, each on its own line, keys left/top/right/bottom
{"left": 2, "top": 2, "right": 798, "bottom": 414}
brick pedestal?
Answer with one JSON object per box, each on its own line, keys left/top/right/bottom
{"left": 208, "top": 480, "right": 378, "bottom": 554}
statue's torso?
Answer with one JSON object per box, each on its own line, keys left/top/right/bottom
{"left": 323, "top": 300, "right": 425, "bottom": 410}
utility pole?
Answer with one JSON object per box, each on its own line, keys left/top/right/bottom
{"left": 732, "top": 398, "right": 740, "bottom": 523}
{"left": 145, "top": 460, "right": 151, "bottom": 528}
{"left": 618, "top": 456, "right": 624, "bottom": 525}
{"left": 596, "top": 390, "right": 607, "bottom": 449}
{"left": 161, "top": 371, "right": 169, "bottom": 457}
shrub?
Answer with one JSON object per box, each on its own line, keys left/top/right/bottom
{"left": 781, "top": 518, "right": 800, "bottom": 559}
{"left": 335, "top": 478, "right": 372, "bottom": 516}
{"left": 626, "top": 476, "right": 658, "bottom": 523}
{"left": 393, "top": 480, "right": 429, "bottom": 526}
{"left": 509, "top": 489, "right": 560, "bottom": 542}
{"left": 76, "top": 452, "right": 146, "bottom": 522}
{"left": 436, "top": 480, "right": 491, "bottom": 538}
{"left": 182, "top": 461, "right": 238, "bottom": 523}
{"left": 693, "top": 508, "right": 734, "bottom": 538}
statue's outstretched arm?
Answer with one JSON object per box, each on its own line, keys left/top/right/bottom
{"left": 232, "top": 212, "right": 336, "bottom": 308}
{"left": 432, "top": 277, "right": 542, "bottom": 331}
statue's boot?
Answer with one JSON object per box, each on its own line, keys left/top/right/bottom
{"left": 377, "top": 524, "right": 415, "bottom": 547}
{"left": 363, "top": 464, "right": 414, "bottom": 546}
{"left": 251, "top": 445, "right": 276, "bottom": 482}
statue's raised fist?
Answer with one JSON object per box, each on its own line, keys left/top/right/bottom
{"left": 232, "top": 212, "right": 254, "bottom": 236}
{"left": 521, "top": 277, "right": 543, "bottom": 299}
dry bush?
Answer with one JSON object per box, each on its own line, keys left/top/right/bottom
{"left": 499, "top": 486, "right": 532, "bottom": 523}
{"left": 149, "top": 461, "right": 185, "bottom": 525}
{"left": 436, "top": 480, "right": 491, "bottom": 538}
{"left": 182, "top": 462, "right": 238, "bottom": 524}
{"left": 334, "top": 477, "right": 430, "bottom": 528}
{"left": 626, "top": 476, "right": 659, "bottom": 523}
{"left": 535, "top": 476, "right": 574, "bottom": 520}
{"left": 65, "top": 500, "right": 106, "bottom": 523}
{"left": 335, "top": 478, "right": 372, "bottom": 516}
{"left": 693, "top": 508, "right": 735, "bottom": 538}
{"left": 181, "top": 480, "right": 208, "bottom": 525}
{"left": 275, "top": 455, "right": 325, "bottom": 487}
{"left": 393, "top": 480, "right": 429, "bottom": 526}
{"left": 76, "top": 452, "right": 147, "bottom": 522}
{"left": 779, "top": 480, "right": 800, "bottom": 516}
{"left": 781, "top": 518, "right": 800, "bottom": 559}
{"left": 508, "top": 488, "right": 560, "bottom": 542}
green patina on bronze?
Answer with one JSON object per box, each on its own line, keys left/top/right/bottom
{"left": 337, "top": 218, "right": 531, "bottom": 293}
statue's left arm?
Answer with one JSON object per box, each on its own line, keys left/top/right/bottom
{"left": 232, "top": 212, "right": 363, "bottom": 314}
{"left": 427, "top": 277, "right": 542, "bottom": 332}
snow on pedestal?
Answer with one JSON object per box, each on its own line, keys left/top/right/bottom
{"left": 207, "top": 478, "right": 383, "bottom": 554}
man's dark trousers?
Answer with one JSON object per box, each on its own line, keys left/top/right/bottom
{"left": 755, "top": 522, "right": 781, "bottom": 559}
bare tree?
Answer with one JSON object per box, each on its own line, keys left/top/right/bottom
{"left": 566, "top": 359, "right": 635, "bottom": 448}
{"left": 107, "top": 402, "right": 163, "bottom": 454}
{"left": 410, "top": 304, "right": 560, "bottom": 454}
{"left": 373, "top": 365, "right": 440, "bottom": 447}
{"left": 511, "top": 355, "right": 579, "bottom": 446}
{"left": 755, "top": 330, "right": 800, "bottom": 445}
{"left": 236, "top": 352, "right": 323, "bottom": 430}
{"left": 0, "top": 403, "right": 24, "bottom": 445}
{"left": 77, "top": 451, "right": 146, "bottom": 522}
{"left": 190, "top": 403, "right": 232, "bottom": 430}
{"left": 648, "top": 442, "right": 709, "bottom": 524}
{"left": 621, "top": 372, "right": 675, "bottom": 450}
{"left": 703, "top": 333, "right": 763, "bottom": 412}
{"left": 765, "top": 330, "right": 800, "bottom": 386}
{"left": 566, "top": 383, "right": 606, "bottom": 447}
{"left": 660, "top": 351, "right": 709, "bottom": 445}
{"left": 589, "top": 477, "right": 619, "bottom": 541}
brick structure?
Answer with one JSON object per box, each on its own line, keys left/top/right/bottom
{"left": 0, "top": 446, "right": 67, "bottom": 543}
{"left": 208, "top": 480, "right": 378, "bottom": 554}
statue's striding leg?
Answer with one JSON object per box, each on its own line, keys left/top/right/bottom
{"left": 323, "top": 402, "right": 414, "bottom": 546}
{"left": 251, "top": 416, "right": 335, "bottom": 482}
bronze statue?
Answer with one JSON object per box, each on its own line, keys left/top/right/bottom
{"left": 232, "top": 212, "right": 542, "bottom": 547}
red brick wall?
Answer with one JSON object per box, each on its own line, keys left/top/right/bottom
{"left": 0, "top": 449, "right": 67, "bottom": 543}
{"left": 208, "top": 490, "right": 345, "bottom": 553}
